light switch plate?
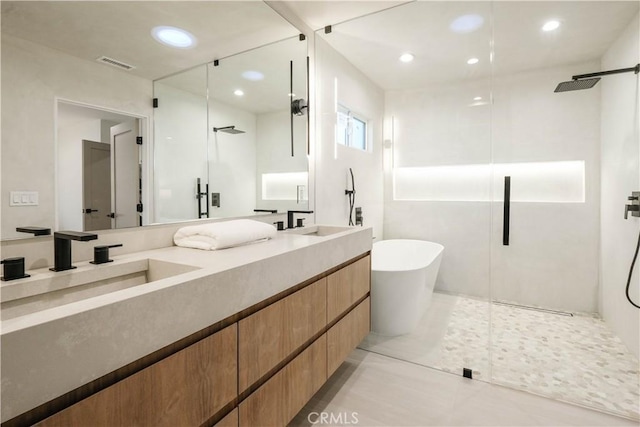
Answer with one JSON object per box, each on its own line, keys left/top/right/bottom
{"left": 10, "top": 191, "right": 39, "bottom": 206}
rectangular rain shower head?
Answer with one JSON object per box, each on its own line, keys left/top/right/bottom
{"left": 554, "top": 78, "right": 601, "bottom": 93}
{"left": 555, "top": 64, "right": 639, "bottom": 93}
{"left": 213, "top": 125, "right": 245, "bottom": 134}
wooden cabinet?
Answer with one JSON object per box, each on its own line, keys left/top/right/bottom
{"left": 327, "top": 255, "right": 370, "bottom": 322}
{"left": 238, "top": 278, "right": 326, "bottom": 392}
{"left": 25, "top": 255, "right": 370, "bottom": 427}
{"left": 37, "top": 324, "right": 237, "bottom": 427}
{"left": 215, "top": 408, "right": 238, "bottom": 427}
{"left": 238, "top": 335, "right": 327, "bottom": 427}
{"left": 327, "top": 298, "right": 370, "bottom": 377}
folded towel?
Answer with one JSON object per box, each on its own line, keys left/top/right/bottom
{"left": 173, "top": 219, "right": 277, "bottom": 250}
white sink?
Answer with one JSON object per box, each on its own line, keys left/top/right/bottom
{"left": 284, "top": 225, "right": 353, "bottom": 237}
{"left": 0, "top": 259, "right": 200, "bottom": 320}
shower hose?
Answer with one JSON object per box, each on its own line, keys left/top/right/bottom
{"left": 627, "top": 229, "right": 640, "bottom": 309}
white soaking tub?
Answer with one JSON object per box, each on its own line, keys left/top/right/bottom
{"left": 371, "top": 239, "right": 444, "bottom": 336}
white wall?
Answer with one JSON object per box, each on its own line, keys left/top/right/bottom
{"left": 208, "top": 100, "right": 257, "bottom": 218}
{"left": 384, "top": 78, "right": 493, "bottom": 299}
{"left": 314, "top": 37, "right": 384, "bottom": 239}
{"left": 385, "top": 62, "right": 602, "bottom": 313}
{"left": 57, "top": 120, "right": 101, "bottom": 231}
{"left": 1, "top": 34, "right": 153, "bottom": 240}
{"left": 255, "top": 109, "right": 309, "bottom": 212}
{"left": 600, "top": 13, "right": 640, "bottom": 358}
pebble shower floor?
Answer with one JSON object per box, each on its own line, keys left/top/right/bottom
{"left": 360, "top": 293, "right": 640, "bottom": 421}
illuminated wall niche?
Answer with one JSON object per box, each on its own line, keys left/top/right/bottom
{"left": 393, "top": 160, "right": 585, "bottom": 203}
{"left": 261, "top": 172, "right": 309, "bottom": 201}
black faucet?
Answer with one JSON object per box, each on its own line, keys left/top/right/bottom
{"left": 50, "top": 231, "right": 98, "bottom": 272}
{"left": 16, "top": 226, "right": 51, "bottom": 236}
{"left": 287, "top": 210, "right": 314, "bottom": 229}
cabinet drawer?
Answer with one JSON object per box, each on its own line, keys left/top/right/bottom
{"left": 238, "top": 278, "right": 326, "bottom": 392}
{"left": 215, "top": 408, "right": 238, "bottom": 427}
{"left": 327, "top": 298, "right": 370, "bottom": 377}
{"left": 37, "top": 324, "right": 237, "bottom": 427}
{"left": 239, "top": 335, "right": 327, "bottom": 427}
{"left": 327, "top": 255, "right": 370, "bottom": 322}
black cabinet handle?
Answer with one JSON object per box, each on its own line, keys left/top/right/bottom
{"left": 503, "top": 176, "right": 511, "bottom": 246}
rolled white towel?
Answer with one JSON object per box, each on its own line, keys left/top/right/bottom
{"left": 173, "top": 219, "right": 277, "bottom": 250}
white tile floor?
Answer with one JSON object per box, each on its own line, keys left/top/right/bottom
{"left": 292, "top": 349, "right": 638, "bottom": 426}
{"left": 359, "top": 292, "right": 640, "bottom": 421}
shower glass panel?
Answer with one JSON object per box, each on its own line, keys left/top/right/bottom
{"left": 207, "top": 36, "right": 309, "bottom": 217}
{"left": 490, "top": 2, "right": 640, "bottom": 419}
{"left": 153, "top": 64, "right": 209, "bottom": 223}
{"left": 319, "top": 1, "right": 494, "bottom": 381}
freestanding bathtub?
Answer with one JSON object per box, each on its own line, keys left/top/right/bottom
{"left": 371, "top": 239, "right": 444, "bottom": 336}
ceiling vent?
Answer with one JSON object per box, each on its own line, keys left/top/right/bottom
{"left": 96, "top": 56, "right": 136, "bottom": 71}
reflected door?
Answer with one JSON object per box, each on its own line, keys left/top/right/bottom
{"left": 111, "top": 120, "right": 140, "bottom": 228}
{"left": 82, "top": 140, "right": 112, "bottom": 231}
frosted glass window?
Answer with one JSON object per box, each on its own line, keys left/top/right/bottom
{"left": 262, "top": 172, "right": 308, "bottom": 201}
{"left": 393, "top": 161, "right": 585, "bottom": 203}
{"left": 336, "top": 104, "right": 367, "bottom": 151}
{"left": 351, "top": 116, "right": 366, "bottom": 150}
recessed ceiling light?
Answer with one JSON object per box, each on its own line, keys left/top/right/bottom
{"left": 450, "top": 14, "right": 484, "bottom": 33}
{"left": 399, "top": 53, "right": 414, "bottom": 63}
{"left": 151, "top": 26, "right": 196, "bottom": 49}
{"left": 473, "top": 96, "right": 482, "bottom": 101}
{"left": 542, "top": 20, "right": 560, "bottom": 32}
{"left": 234, "top": 89, "right": 244, "bottom": 96}
{"left": 467, "top": 57, "right": 479, "bottom": 65}
{"left": 242, "top": 70, "right": 264, "bottom": 81}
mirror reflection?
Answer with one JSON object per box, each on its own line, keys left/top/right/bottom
{"left": 153, "top": 36, "right": 309, "bottom": 223}
{"left": 57, "top": 101, "right": 144, "bottom": 232}
{"left": 0, "top": 1, "right": 304, "bottom": 240}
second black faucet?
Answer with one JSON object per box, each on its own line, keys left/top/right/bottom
{"left": 50, "top": 231, "right": 98, "bottom": 272}
{"left": 286, "top": 210, "right": 314, "bottom": 229}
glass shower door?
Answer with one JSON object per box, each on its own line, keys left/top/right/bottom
{"left": 326, "top": 1, "right": 496, "bottom": 381}
{"left": 153, "top": 64, "right": 209, "bottom": 223}
{"left": 490, "top": 1, "right": 640, "bottom": 419}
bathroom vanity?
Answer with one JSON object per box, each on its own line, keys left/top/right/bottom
{"left": 1, "top": 225, "right": 372, "bottom": 426}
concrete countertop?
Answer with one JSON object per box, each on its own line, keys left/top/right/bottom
{"left": 1, "top": 225, "right": 373, "bottom": 422}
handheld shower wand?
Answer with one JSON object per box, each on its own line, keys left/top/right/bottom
{"left": 625, "top": 192, "right": 640, "bottom": 309}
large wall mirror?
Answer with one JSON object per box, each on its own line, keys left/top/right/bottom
{"left": 0, "top": 1, "right": 304, "bottom": 240}
{"left": 153, "top": 36, "right": 309, "bottom": 223}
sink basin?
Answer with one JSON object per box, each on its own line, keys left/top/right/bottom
{"left": 284, "top": 225, "right": 353, "bottom": 237}
{"left": 0, "top": 259, "right": 199, "bottom": 320}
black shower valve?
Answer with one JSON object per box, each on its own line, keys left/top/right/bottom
{"left": 355, "top": 207, "right": 363, "bottom": 226}
{"left": 625, "top": 191, "right": 640, "bottom": 219}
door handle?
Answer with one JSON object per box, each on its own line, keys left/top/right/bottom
{"left": 106, "top": 213, "right": 115, "bottom": 218}
{"left": 503, "top": 176, "right": 511, "bottom": 246}
{"left": 84, "top": 208, "right": 98, "bottom": 214}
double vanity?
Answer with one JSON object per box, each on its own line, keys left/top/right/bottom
{"left": 1, "top": 225, "right": 372, "bottom": 426}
